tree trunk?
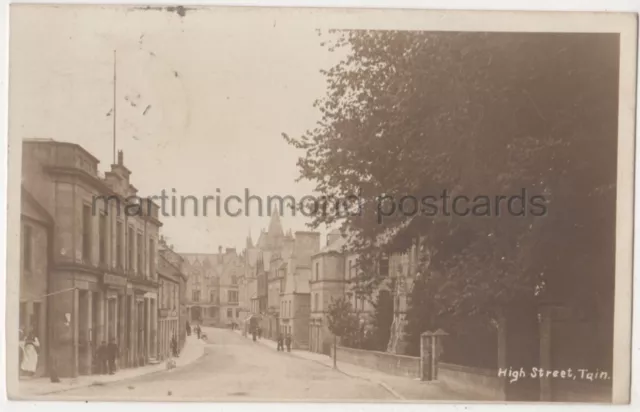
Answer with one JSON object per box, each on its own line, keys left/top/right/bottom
{"left": 333, "top": 335, "right": 337, "bottom": 369}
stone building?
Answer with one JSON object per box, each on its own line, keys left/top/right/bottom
{"left": 238, "top": 235, "right": 259, "bottom": 321}
{"left": 309, "top": 229, "right": 380, "bottom": 354}
{"left": 218, "top": 247, "right": 242, "bottom": 326}
{"left": 279, "top": 231, "right": 320, "bottom": 348}
{"left": 157, "top": 245, "right": 186, "bottom": 359}
{"left": 240, "top": 210, "right": 300, "bottom": 338}
{"left": 19, "top": 187, "right": 53, "bottom": 377}
{"left": 181, "top": 248, "right": 243, "bottom": 327}
{"left": 309, "top": 231, "right": 348, "bottom": 354}
{"left": 21, "top": 139, "right": 161, "bottom": 377}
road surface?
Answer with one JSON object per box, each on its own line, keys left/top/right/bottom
{"left": 53, "top": 327, "right": 396, "bottom": 401}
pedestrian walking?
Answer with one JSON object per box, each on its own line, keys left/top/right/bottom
{"left": 285, "top": 334, "right": 292, "bottom": 352}
{"left": 97, "top": 341, "right": 108, "bottom": 374}
{"left": 106, "top": 338, "right": 119, "bottom": 375}
{"left": 186, "top": 322, "right": 191, "bottom": 336}
{"left": 277, "top": 333, "right": 284, "bottom": 351}
{"left": 252, "top": 328, "right": 257, "bottom": 342}
{"left": 196, "top": 325, "right": 201, "bottom": 339}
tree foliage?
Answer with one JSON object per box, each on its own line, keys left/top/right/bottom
{"left": 326, "top": 297, "right": 357, "bottom": 338}
{"left": 284, "top": 31, "right": 618, "bottom": 327}
{"left": 367, "top": 288, "right": 394, "bottom": 351}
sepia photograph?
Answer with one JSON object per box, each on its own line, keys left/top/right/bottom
{"left": 4, "top": 4, "right": 637, "bottom": 404}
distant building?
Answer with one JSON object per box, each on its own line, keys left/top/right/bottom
{"left": 22, "top": 139, "right": 162, "bottom": 377}
{"left": 181, "top": 248, "right": 243, "bottom": 327}
{"left": 279, "top": 231, "right": 320, "bottom": 348}
{"left": 240, "top": 210, "right": 308, "bottom": 339}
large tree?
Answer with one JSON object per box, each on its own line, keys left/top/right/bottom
{"left": 285, "top": 31, "right": 618, "bottom": 366}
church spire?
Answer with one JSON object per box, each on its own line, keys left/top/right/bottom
{"left": 268, "top": 207, "right": 284, "bottom": 237}
{"left": 246, "top": 229, "right": 253, "bottom": 248}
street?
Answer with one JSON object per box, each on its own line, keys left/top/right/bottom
{"left": 49, "top": 327, "right": 396, "bottom": 401}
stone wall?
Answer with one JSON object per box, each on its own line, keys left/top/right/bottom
{"left": 438, "top": 362, "right": 506, "bottom": 400}
{"left": 331, "top": 345, "right": 420, "bottom": 379}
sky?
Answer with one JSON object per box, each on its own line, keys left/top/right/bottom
{"left": 10, "top": 5, "right": 345, "bottom": 253}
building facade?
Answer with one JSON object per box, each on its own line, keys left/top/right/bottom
{"left": 22, "top": 139, "right": 161, "bottom": 377}
{"left": 309, "top": 232, "right": 347, "bottom": 354}
{"left": 240, "top": 211, "right": 299, "bottom": 339}
{"left": 181, "top": 248, "right": 243, "bottom": 327}
{"left": 20, "top": 187, "right": 53, "bottom": 377}
{"left": 279, "top": 231, "right": 319, "bottom": 348}
{"left": 157, "top": 245, "right": 186, "bottom": 359}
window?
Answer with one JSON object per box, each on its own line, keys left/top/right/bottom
{"left": 210, "top": 290, "right": 216, "bottom": 303}
{"left": 380, "top": 255, "right": 389, "bottom": 277}
{"left": 82, "top": 204, "right": 92, "bottom": 262}
{"left": 137, "top": 233, "right": 143, "bottom": 275}
{"left": 314, "top": 294, "right": 319, "bottom": 312}
{"left": 315, "top": 262, "right": 319, "bottom": 281}
{"left": 23, "top": 224, "right": 32, "bottom": 271}
{"left": 128, "top": 227, "right": 135, "bottom": 272}
{"left": 116, "top": 221, "right": 123, "bottom": 268}
{"left": 99, "top": 213, "right": 107, "bottom": 265}
{"left": 228, "top": 290, "right": 239, "bottom": 303}
{"left": 349, "top": 260, "right": 356, "bottom": 281}
{"left": 192, "top": 290, "right": 200, "bottom": 302}
{"left": 227, "top": 308, "right": 232, "bottom": 318}
{"left": 231, "top": 275, "right": 237, "bottom": 285}
{"left": 148, "top": 239, "right": 155, "bottom": 279}
{"left": 173, "top": 283, "right": 178, "bottom": 309}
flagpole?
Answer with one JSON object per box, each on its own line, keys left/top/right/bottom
{"left": 112, "top": 49, "right": 117, "bottom": 164}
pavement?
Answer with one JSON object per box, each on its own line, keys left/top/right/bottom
{"left": 13, "top": 334, "right": 207, "bottom": 398}
{"left": 23, "top": 327, "right": 398, "bottom": 401}
{"left": 16, "top": 328, "right": 470, "bottom": 401}
{"left": 234, "top": 329, "right": 470, "bottom": 401}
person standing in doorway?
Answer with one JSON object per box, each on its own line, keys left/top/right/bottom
{"left": 21, "top": 331, "right": 40, "bottom": 377}
{"left": 196, "top": 325, "right": 201, "bottom": 339}
{"left": 107, "top": 338, "right": 119, "bottom": 375}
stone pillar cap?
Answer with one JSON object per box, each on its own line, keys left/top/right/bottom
{"left": 421, "top": 329, "right": 448, "bottom": 337}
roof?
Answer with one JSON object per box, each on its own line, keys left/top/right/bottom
{"left": 314, "top": 235, "right": 348, "bottom": 257}
{"left": 23, "top": 138, "right": 101, "bottom": 164}
{"left": 267, "top": 209, "right": 284, "bottom": 237}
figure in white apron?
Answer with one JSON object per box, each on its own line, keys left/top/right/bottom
{"left": 21, "top": 331, "right": 40, "bottom": 376}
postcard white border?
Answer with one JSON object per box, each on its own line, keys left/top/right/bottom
{"left": 1, "top": 1, "right": 638, "bottom": 412}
